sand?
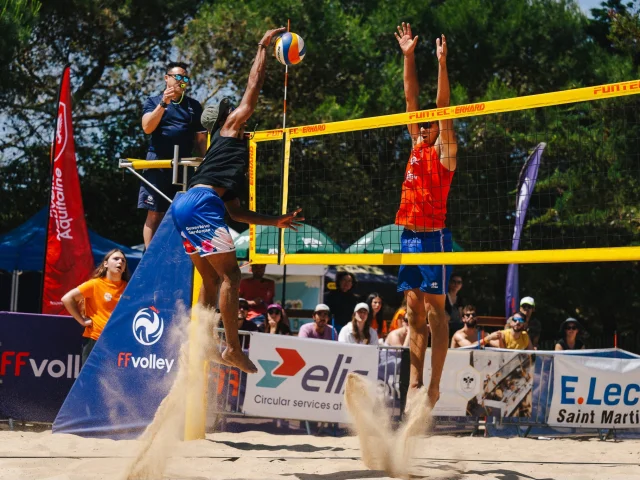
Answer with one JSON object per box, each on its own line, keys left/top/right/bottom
{"left": 0, "top": 429, "right": 639, "bottom": 479}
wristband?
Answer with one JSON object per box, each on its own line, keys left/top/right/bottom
{"left": 159, "top": 101, "right": 168, "bottom": 108}
{"left": 258, "top": 43, "right": 267, "bottom": 49}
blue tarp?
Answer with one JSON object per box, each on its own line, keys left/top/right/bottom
{"left": 0, "top": 208, "right": 141, "bottom": 272}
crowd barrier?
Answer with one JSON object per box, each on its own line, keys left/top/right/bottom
{"left": 3, "top": 311, "right": 640, "bottom": 440}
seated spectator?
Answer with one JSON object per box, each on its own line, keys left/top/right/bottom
{"left": 445, "top": 272, "right": 465, "bottom": 331}
{"left": 298, "top": 303, "right": 337, "bottom": 340}
{"left": 451, "top": 304, "right": 487, "bottom": 348}
{"left": 388, "top": 300, "right": 407, "bottom": 331}
{"left": 472, "top": 313, "right": 533, "bottom": 350}
{"left": 338, "top": 302, "right": 378, "bottom": 345}
{"left": 239, "top": 264, "right": 275, "bottom": 325}
{"left": 366, "top": 292, "right": 388, "bottom": 342}
{"left": 325, "top": 271, "right": 359, "bottom": 330}
{"left": 258, "top": 303, "right": 291, "bottom": 335}
{"left": 385, "top": 314, "right": 409, "bottom": 347}
{"left": 220, "top": 298, "right": 257, "bottom": 349}
{"left": 555, "top": 317, "right": 585, "bottom": 351}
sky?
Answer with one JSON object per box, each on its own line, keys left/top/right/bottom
{"left": 577, "top": 0, "right": 604, "bottom": 15}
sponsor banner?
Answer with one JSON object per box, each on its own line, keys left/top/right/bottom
{"left": 425, "top": 349, "right": 534, "bottom": 419}
{"left": 0, "top": 312, "right": 83, "bottom": 422}
{"left": 245, "top": 334, "right": 378, "bottom": 423}
{"left": 53, "top": 209, "right": 193, "bottom": 438}
{"left": 548, "top": 355, "right": 640, "bottom": 429}
{"left": 42, "top": 65, "right": 94, "bottom": 314}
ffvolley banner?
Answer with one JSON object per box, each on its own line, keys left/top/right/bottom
{"left": 42, "top": 65, "right": 93, "bottom": 315}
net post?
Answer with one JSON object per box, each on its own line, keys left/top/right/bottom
{"left": 249, "top": 139, "right": 257, "bottom": 262}
{"left": 184, "top": 267, "right": 207, "bottom": 440}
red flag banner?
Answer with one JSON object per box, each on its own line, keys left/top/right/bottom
{"left": 42, "top": 66, "right": 93, "bottom": 315}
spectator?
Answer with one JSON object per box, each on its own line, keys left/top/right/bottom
{"left": 325, "top": 271, "right": 359, "bottom": 330}
{"left": 338, "top": 302, "right": 378, "bottom": 345}
{"left": 61, "top": 249, "right": 130, "bottom": 365}
{"left": 388, "top": 301, "right": 407, "bottom": 331}
{"left": 445, "top": 273, "right": 464, "bottom": 331}
{"left": 220, "top": 298, "right": 258, "bottom": 349}
{"left": 451, "top": 304, "right": 487, "bottom": 348}
{"left": 258, "top": 304, "right": 291, "bottom": 335}
{"left": 366, "top": 292, "right": 388, "bottom": 342}
{"left": 474, "top": 313, "right": 533, "bottom": 350}
{"left": 555, "top": 317, "right": 585, "bottom": 351}
{"left": 140, "top": 61, "right": 207, "bottom": 248}
{"left": 298, "top": 304, "right": 337, "bottom": 340}
{"left": 385, "top": 314, "right": 410, "bottom": 347}
{"left": 520, "top": 296, "right": 541, "bottom": 348}
{"left": 239, "top": 264, "right": 275, "bottom": 324}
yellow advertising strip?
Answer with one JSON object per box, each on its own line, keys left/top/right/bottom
{"left": 126, "top": 159, "right": 172, "bottom": 169}
{"left": 251, "top": 79, "right": 640, "bottom": 142}
{"left": 278, "top": 246, "right": 640, "bottom": 266}
{"left": 278, "top": 136, "right": 292, "bottom": 264}
{"left": 248, "top": 140, "right": 257, "bottom": 262}
{"left": 184, "top": 268, "right": 206, "bottom": 440}
{"left": 252, "top": 253, "right": 279, "bottom": 264}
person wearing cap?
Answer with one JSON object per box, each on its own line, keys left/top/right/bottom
{"left": 338, "top": 303, "right": 378, "bottom": 345}
{"left": 171, "top": 27, "right": 304, "bottom": 375}
{"left": 507, "top": 296, "right": 541, "bottom": 348}
{"left": 474, "top": 313, "right": 533, "bottom": 350}
{"left": 140, "top": 61, "right": 207, "bottom": 248}
{"left": 298, "top": 304, "right": 337, "bottom": 341}
{"left": 258, "top": 303, "right": 291, "bottom": 335}
{"left": 555, "top": 318, "right": 585, "bottom": 351}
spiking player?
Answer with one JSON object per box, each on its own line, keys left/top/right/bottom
{"left": 172, "top": 27, "right": 303, "bottom": 374}
{"left": 394, "top": 22, "right": 458, "bottom": 408}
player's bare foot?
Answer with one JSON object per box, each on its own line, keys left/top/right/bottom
{"left": 222, "top": 347, "right": 257, "bottom": 373}
{"left": 405, "top": 384, "right": 422, "bottom": 412}
{"left": 427, "top": 385, "right": 440, "bottom": 408}
{"left": 205, "top": 342, "right": 234, "bottom": 367}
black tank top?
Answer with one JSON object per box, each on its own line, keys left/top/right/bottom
{"left": 188, "top": 129, "right": 247, "bottom": 194}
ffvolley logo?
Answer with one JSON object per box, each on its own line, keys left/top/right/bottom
{"left": 256, "top": 348, "right": 306, "bottom": 388}
{"left": 132, "top": 306, "right": 164, "bottom": 346}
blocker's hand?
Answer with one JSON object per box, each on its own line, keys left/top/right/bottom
{"left": 276, "top": 207, "right": 304, "bottom": 230}
{"left": 394, "top": 22, "right": 418, "bottom": 56}
{"left": 260, "top": 27, "right": 287, "bottom": 47}
{"left": 436, "top": 34, "right": 447, "bottom": 64}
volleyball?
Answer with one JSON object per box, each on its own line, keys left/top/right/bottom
{"left": 274, "top": 32, "right": 306, "bottom": 66}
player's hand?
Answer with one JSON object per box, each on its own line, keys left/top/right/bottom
{"left": 394, "top": 22, "right": 418, "bottom": 56}
{"left": 276, "top": 207, "right": 304, "bottom": 230}
{"left": 436, "top": 34, "right": 447, "bottom": 64}
{"left": 260, "top": 27, "right": 287, "bottom": 47}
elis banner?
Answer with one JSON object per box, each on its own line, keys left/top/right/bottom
{"left": 42, "top": 65, "right": 93, "bottom": 314}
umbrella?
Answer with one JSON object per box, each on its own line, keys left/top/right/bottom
{"left": 234, "top": 224, "right": 342, "bottom": 260}
{"left": 345, "top": 224, "right": 463, "bottom": 253}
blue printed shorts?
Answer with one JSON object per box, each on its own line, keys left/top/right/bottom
{"left": 397, "top": 228, "right": 453, "bottom": 295}
{"left": 172, "top": 187, "right": 236, "bottom": 257}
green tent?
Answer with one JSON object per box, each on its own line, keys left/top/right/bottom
{"left": 234, "top": 224, "right": 343, "bottom": 260}
{"left": 345, "top": 224, "right": 464, "bottom": 254}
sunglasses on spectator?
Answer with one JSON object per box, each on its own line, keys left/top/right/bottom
{"left": 463, "top": 312, "right": 477, "bottom": 317}
{"left": 521, "top": 304, "right": 534, "bottom": 309}
{"left": 167, "top": 73, "right": 190, "bottom": 83}
{"left": 513, "top": 316, "right": 526, "bottom": 323}
{"left": 565, "top": 325, "right": 579, "bottom": 331}
{"left": 268, "top": 309, "right": 281, "bottom": 315}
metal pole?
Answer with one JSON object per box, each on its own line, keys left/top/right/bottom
{"left": 172, "top": 144, "right": 180, "bottom": 185}
{"left": 10, "top": 270, "right": 20, "bottom": 312}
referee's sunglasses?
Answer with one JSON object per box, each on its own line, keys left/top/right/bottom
{"left": 167, "top": 73, "right": 190, "bottom": 84}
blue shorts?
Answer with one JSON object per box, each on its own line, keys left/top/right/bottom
{"left": 397, "top": 228, "right": 453, "bottom": 295}
{"left": 172, "top": 187, "right": 236, "bottom": 257}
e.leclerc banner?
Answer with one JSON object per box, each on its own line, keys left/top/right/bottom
{"left": 245, "top": 334, "right": 378, "bottom": 423}
{"left": 42, "top": 65, "right": 93, "bottom": 314}
{"left": 548, "top": 354, "right": 640, "bottom": 429}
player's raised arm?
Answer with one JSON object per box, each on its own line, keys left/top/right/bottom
{"left": 222, "top": 27, "right": 286, "bottom": 137}
{"left": 394, "top": 22, "right": 420, "bottom": 143}
{"left": 434, "top": 34, "right": 457, "bottom": 170}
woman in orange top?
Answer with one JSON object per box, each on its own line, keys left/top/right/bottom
{"left": 366, "top": 292, "right": 389, "bottom": 343}
{"left": 62, "top": 249, "right": 130, "bottom": 365}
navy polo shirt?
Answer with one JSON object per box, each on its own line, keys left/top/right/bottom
{"left": 143, "top": 94, "right": 205, "bottom": 160}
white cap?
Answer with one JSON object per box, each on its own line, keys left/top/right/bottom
{"left": 314, "top": 303, "right": 331, "bottom": 313}
{"left": 520, "top": 296, "right": 535, "bottom": 307}
{"left": 354, "top": 302, "right": 370, "bottom": 313}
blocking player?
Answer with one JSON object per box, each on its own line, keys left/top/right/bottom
{"left": 394, "top": 22, "right": 458, "bottom": 407}
{"left": 172, "top": 27, "right": 303, "bottom": 374}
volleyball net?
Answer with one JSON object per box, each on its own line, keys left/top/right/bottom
{"left": 250, "top": 80, "right": 640, "bottom": 265}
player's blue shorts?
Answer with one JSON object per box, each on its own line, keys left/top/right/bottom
{"left": 397, "top": 228, "right": 453, "bottom": 295}
{"left": 172, "top": 187, "right": 236, "bottom": 257}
